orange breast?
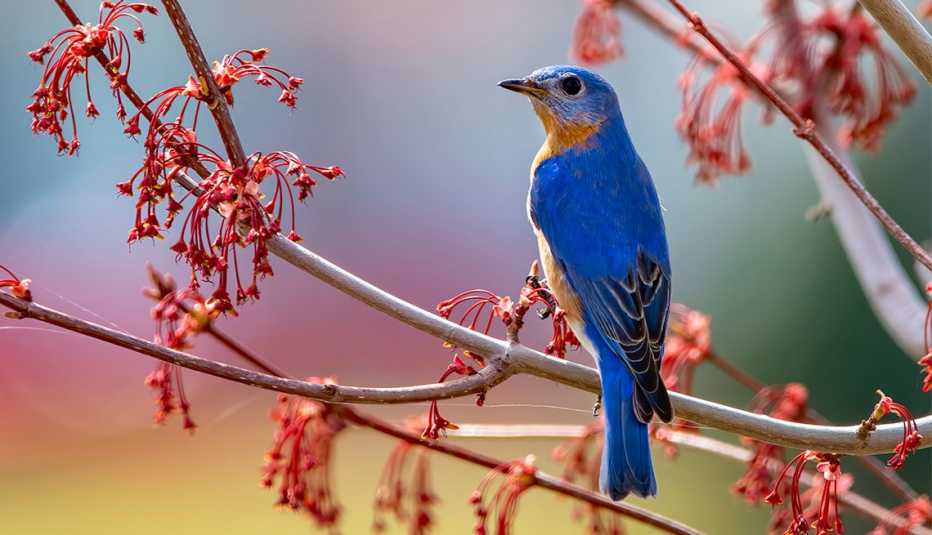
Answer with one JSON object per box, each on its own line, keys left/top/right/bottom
{"left": 534, "top": 228, "right": 583, "bottom": 326}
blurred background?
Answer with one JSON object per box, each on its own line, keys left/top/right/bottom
{"left": 0, "top": 1, "right": 929, "bottom": 533}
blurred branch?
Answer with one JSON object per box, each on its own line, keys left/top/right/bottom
{"left": 857, "top": 0, "right": 932, "bottom": 83}
{"left": 451, "top": 425, "right": 931, "bottom": 534}
{"left": 3, "top": 289, "right": 931, "bottom": 456}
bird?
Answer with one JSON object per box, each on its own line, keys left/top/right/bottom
{"left": 499, "top": 65, "right": 673, "bottom": 500}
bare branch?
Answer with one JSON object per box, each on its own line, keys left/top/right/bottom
{"left": 857, "top": 0, "right": 932, "bottom": 83}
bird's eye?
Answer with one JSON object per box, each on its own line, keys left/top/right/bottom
{"left": 560, "top": 75, "right": 582, "bottom": 96}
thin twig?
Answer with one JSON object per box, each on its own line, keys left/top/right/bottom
{"left": 857, "top": 0, "right": 932, "bottom": 83}
{"left": 664, "top": 0, "right": 932, "bottom": 274}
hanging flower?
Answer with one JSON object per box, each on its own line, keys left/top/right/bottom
{"left": 373, "top": 417, "right": 437, "bottom": 534}
{"left": 570, "top": 0, "right": 623, "bottom": 65}
{"left": 765, "top": 451, "right": 846, "bottom": 535}
{"left": 858, "top": 390, "right": 923, "bottom": 471}
{"left": 868, "top": 495, "right": 931, "bottom": 535}
{"left": 261, "top": 386, "right": 344, "bottom": 528}
{"left": 26, "top": 1, "right": 158, "bottom": 154}
{"left": 469, "top": 455, "right": 537, "bottom": 535}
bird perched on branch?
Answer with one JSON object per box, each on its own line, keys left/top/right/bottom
{"left": 500, "top": 65, "right": 673, "bottom": 500}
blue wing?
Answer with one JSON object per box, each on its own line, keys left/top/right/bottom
{"left": 531, "top": 144, "right": 673, "bottom": 423}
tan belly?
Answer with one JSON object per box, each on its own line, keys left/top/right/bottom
{"left": 534, "top": 228, "right": 583, "bottom": 327}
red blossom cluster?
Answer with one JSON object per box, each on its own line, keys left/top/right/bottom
{"left": 469, "top": 455, "right": 537, "bottom": 535}
{"left": 0, "top": 265, "right": 32, "bottom": 302}
{"left": 26, "top": 1, "right": 158, "bottom": 155}
{"left": 427, "top": 262, "right": 580, "bottom": 437}
{"left": 920, "top": 282, "right": 932, "bottom": 392}
{"left": 868, "top": 495, "right": 931, "bottom": 535}
{"left": 552, "top": 420, "right": 625, "bottom": 534}
{"left": 262, "top": 389, "right": 344, "bottom": 528}
{"left": 142, "top": 265, "right": 218, "bottom": 430}
{"left": 858, "top": 390, "right": 923, "bottom": 471}
{"left": 373, "top": 419, "right": 437, "bottom": 534}
{"left": 571, "top": 0, "right": 916, "bottom": 182}
{"left": 570, "top": 0, "right": 623, "bottom": 65}
{"left": 732, "top": 383, "right": 809, "bottom": 505}
{"left": 765, "top": 451, "right": 847, "bottom": 535}
{"left": 650, "top": 304, "right": 712, "bottom": 456}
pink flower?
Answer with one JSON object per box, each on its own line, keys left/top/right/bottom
{"left": 570, "top": 0, "right": 623, "bottom": 66}
{"left": 373, "top": 420, "right": 437, "bottom": 534}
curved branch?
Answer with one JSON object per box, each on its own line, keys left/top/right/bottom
{"left": 0, "top": 292, "right": 511, "bottom": 404}
{"left": 857, "top": 0, "right": 932, "bottom": 83}
{"left": 3, "top": 291, "right": 930, "bottom": 456}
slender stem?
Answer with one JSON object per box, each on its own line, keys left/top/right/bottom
{"left": 663, "top": 0, "right": 932, "bottom": 273}
{"left": 857, "top": 0, "right": 932, "bottom": 83}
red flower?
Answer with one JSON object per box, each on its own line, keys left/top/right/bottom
{"left": 26, "top": 1, "right": 158, "bottom": 154}
{"left": 141, "top": 265, "right": 218, "bottom": 431}
{"left": 422, "top": 354, "right": 476, "bottom": 439}
{"left": 373, "top": 419, "right": 437, "bottom": 534}
{"left": 733, "top": 384, "right": 808, "bottom": 504}
{"left": 208, "top": 48, "right": 305, "bottom": 107}
{"left": 261, "top": 387, "right": 344, "bottom": 528}
{"left": 552, "top": 419, "right": 625, "bottom": 533}
{"left": 469, "top": 455, "right": 537, "bottom": 535}
{"left": 859, "top": 390, "right": 923, "bottom": 471}
{"left": 660, "top": 304, "right": 711, "bottom": 395}
{"left": 0, "top": 265, "right": 32, "bottom": 302}
{"left": 764, "top": 451, "right": 846, "bottom": 535}
{"left": 868, "top": 495, "right": 931, "bottom": 535}
{"left": 921, "top": 283, "right": 932, "bottom": 392}
{"left": 570, "top": 0, "right": 623, "bottom": 66}
{"left": 677, "top": 44, "right": 771, "bottom": 184}
{"left": 808, "top": 6, "right": 915, "bottom": 151}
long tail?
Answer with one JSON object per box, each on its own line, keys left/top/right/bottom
{"left": 599, "top": 355, "right": 657, "bottom": 500}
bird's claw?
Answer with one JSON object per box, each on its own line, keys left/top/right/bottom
{"left": 592, "top": 395, "right": 602, "bottom": 417}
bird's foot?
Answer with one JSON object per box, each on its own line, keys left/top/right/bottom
{"left": 592, "top": 395, "right": 602, "bottom": 417}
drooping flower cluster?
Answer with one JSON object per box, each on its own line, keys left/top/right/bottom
{"left": 650, "top": 304, "right": 712, "bottom": 457}
{"left": 765, "top": 451, "right": 846, "bottom": 535}
{"left": 0, "top": 265, "right": 32, "bottom": 302}
{"left": 552, "top": 419, "right": 626, "bottom": 534}
{"left": 858, "top": 390, "right": 923, "bottom": 471}
{"left": 868, "top": 495, "right": 931, "bottom": 535}
{"left": 469, "top": 455, "right": 537, "bottom": 535}
{"left": 373, "top": 419, "right": 437, "bottom": 534}
{"left": 261, "top": 388, "right": 344, "bottom": 528}
{"left": 919, "top": 282, "right": 932, "bottom": 392}
{"left": 428, "top": 262, "right": 580, "bottom": 437}
{"left": 142, "top": 265, "right": 218, "bottom": 430}
{"left": 732, "top": 383, "right": 809, "bottom": 504}
{"left": 570, "top": 0, "right": 917, "bottom": 182}
{"left": 26, "top": 1, "right": 158, "bottom": 154}
{"left": 570, "top": 0, "right": 623, "bottom": 65}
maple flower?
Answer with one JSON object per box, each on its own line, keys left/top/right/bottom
{"left": 0, "top": 265, "right": 32, "bottom": 302}
{"left": 765, "top": 451, "right": 846, "bottom": 535}
{"left": 858, "top": 390, "right": 923, "bottom": 471}
{"left": 920, "top": 283, "right": 932, "bottom": 392}
{"left": 660, "top": 304, "right": 711, "bottom": 395}
{"left": 733, "top": 383, "right": 808, "bottom": 504}
{"left": 469, "top": 455, "right": 537, "bottom": 535}
{"left": 26, "top": 1, "right": 158, "bottom": 154}
{"left": 209, "top": 48, "right": 304, "bottom": 107}
{"left": 142, "top": 265, "right": 218, "bottom": 430}
{"left": 570, "top": 0, "right": 623, "bottom": 65}
{"left": 373, "top": 418, "right": 437, "bottom": 534}
{"left": 677, "top": 43, "right": 772, "bottom": 184}
{"left": 422, "top": 354, "right": 477, "bottom": 439}
{"left": 807, "top": 5, "right": 915, "bottom": 151}
{"left": 868, "top": 495, "right": 931, "bottom": 535}
{"left": 261, "top": 387, "right": 344, "bottom": 528}
{"left": 552, "top": 419, "right": 625, "bottom": 534}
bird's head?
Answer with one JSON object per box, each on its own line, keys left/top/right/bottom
{"left": 499, "top": 65, "right": 620, "bottom": 141}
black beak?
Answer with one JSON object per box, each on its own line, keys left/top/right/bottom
{"left": 498, "top": 78, "right": 544, "bottom": 96}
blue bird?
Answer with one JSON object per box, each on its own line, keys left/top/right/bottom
{"left": 500, "top": 65, "right": 673, "bottom": 500}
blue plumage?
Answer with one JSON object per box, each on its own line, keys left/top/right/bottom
{"left": 501, "top": 65, "right": 672, "bottom": 500}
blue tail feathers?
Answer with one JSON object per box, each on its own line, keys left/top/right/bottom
{"left": 599, "top": 353, "right": 657, "bottom": 500}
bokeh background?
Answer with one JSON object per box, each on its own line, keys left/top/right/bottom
{"left": 1, "top": 1, "right": 929, "bottom": 533}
